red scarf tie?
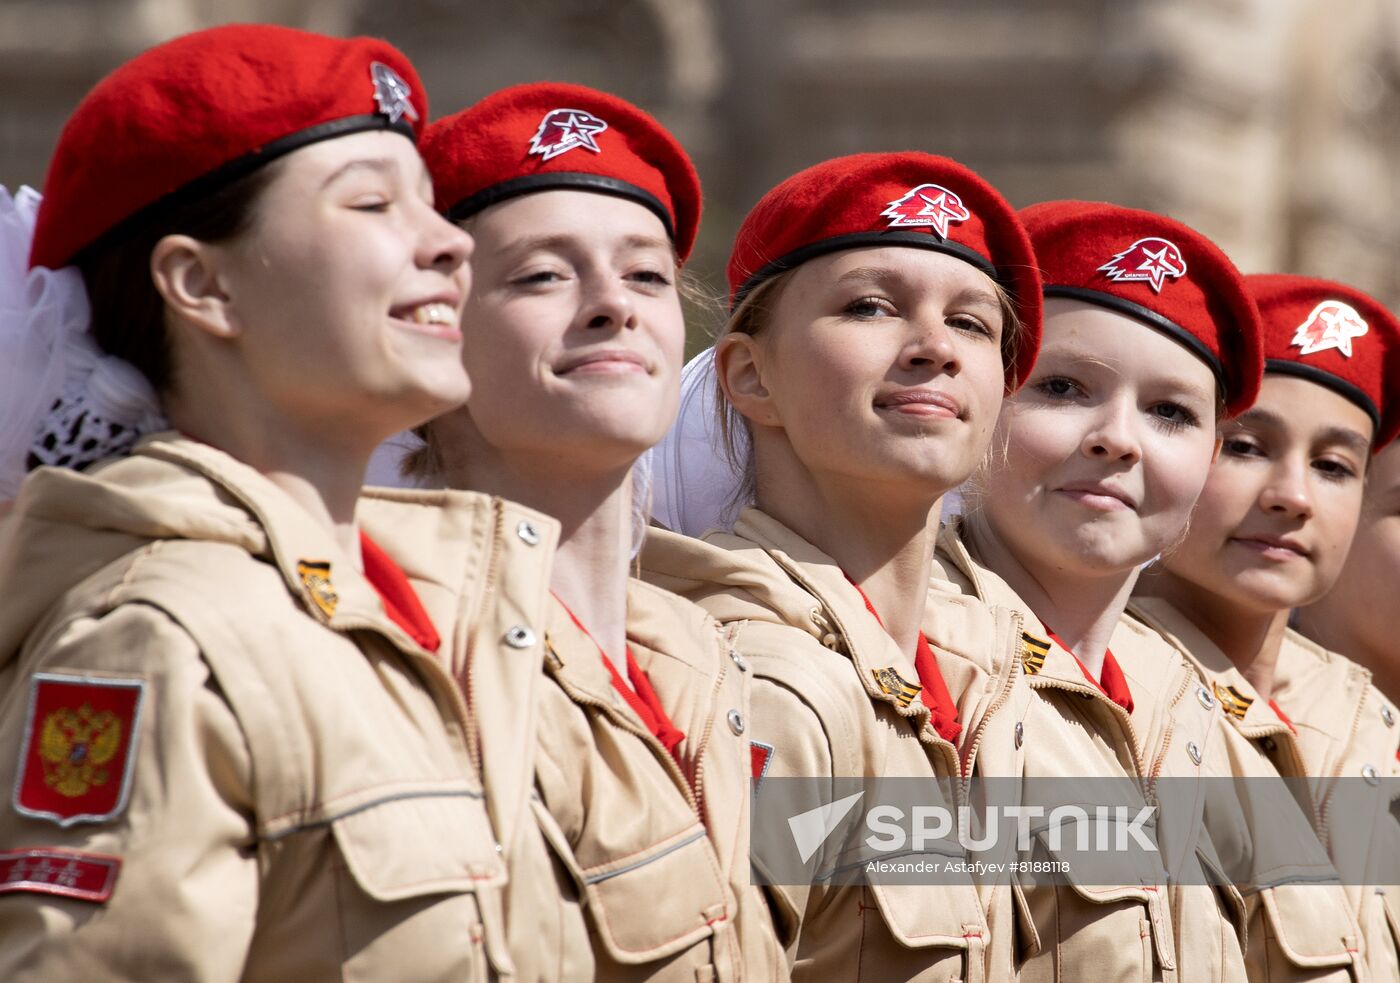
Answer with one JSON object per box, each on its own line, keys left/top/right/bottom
{"left": 1045, "top": 628, "right": 1134, "bottom": 715}
{"left": 848, "top": 578, "right": 963, "bottom": 744}
{"left": 360, "top": 531, "right": 441, "bottom": 653}
{"left": 560, "top": 603, "right": 686, "bottom": 755}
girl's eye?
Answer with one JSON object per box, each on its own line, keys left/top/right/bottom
{"left": 350, "top": 198, "right": 391, "bottom": 213}
{"left": 1148, "top": 401, "right": 1200, "bottom": 432}
{"left": 1221, "top": 436, "right": 1264, "bottom": 458}
{"left": 1034, "top": 376, "right": 1082, "bottom": 399}
{"left": 628, "top": 269, "right": 673, "bottom": 287}
{"left": 512, "top": 270, "right": 566, "bottom": 286}
{"left": 948, "top": 314, "right": 993, "bottom": 338}
{"left": 1313, "top": 457, "right": 1359, "bottom": 482}
{"left": 844, "top": 296, "right": 896, "bottom": 319}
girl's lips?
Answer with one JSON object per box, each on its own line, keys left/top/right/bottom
{"left": 555, "top": 348, "right": 649, "bottom": 375}
{"left": 874, "top": 388, "right": 962, "bottom": 418}
{"left": 1229, "top": 535, "right": 1310, "bottom": 560}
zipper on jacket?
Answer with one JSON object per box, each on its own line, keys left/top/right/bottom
{"left": 685, "top": 626, "right": 730, "bottom": 831}
{"left": 462, "top": 497, "right": 508, "bottom": 776}
{"left": 1146, "top": 665, "right": 1193, "bottom": 798}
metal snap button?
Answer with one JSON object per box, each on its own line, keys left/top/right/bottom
{"left": 1362, "top": 763, "right": 1380, "bottom": 786}
{"left": 729, "top": 648, "right": 749, "bottom": 673}
{"left": 1186, "top": 741, "right": 1202, "bottom": 765}
{"left": 1383, "top": 705, "right": 1396, "bottom": 728}
{"left": 516, "top": 519, "right": 541, "bottom": 546}
{"left": 1197, "top": 686, "right": 1215, "bottom": 710}
{"left": 727, "top": 709, "right": 745, "bottom": 735}
{"left": 1014, "top": 721, "right": 1024, "bottom": 748}
{"left": 503, "top": 625, "right": 536, "bottom": 649}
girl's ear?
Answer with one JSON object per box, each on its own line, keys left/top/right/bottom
{"left": 716, "top": 332, "right": 782, "bottom": 429}
{"left": 149, "top": 234, "right": 241, "bottom": 340}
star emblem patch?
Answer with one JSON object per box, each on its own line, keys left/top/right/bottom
{"left": 881, "top": 183, "right": 971, "bottom": 238}
{"left": 370, "top": 62, "right": 419, "bottom": 125}
{"left": 1291, "top": 300, "right": 1369, "bottom": 358}
{"left": 528, "top": 108, "right": 609, "bottom": 161}
{"left": 1098, "top": 237, "right": 1188, "bottom": 293}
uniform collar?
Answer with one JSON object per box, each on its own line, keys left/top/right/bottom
{"left": 1128, "top": 596, "right": 1298, "bottom": 740}
{"left": 134, "top": 435, "right": 424, "bottom": 652}
{"left": 732, "top": 508, "right": 936, "bottom": 733}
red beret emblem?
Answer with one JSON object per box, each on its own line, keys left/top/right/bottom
{"left": 370, "top": 62, "right": 419, "bottom": 125}
{"left": 880, "top": 183, "right": 970, "bottom": 238}
{"left": 1097, "top": 237, "right": 1188, "bottom": 293}
{"left": 528, "top": 108, "right": 609, "bottom": 161}
{"left": 1290, "top": 300, "right": 1369, "bottom": 358}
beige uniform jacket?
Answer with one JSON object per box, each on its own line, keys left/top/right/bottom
{"left": 361, "top": 498, "right": 785, "bottom": 982}
{"left": 1271, "top": 630, "right": 1400, "bottom": 982}
{"left": 1131, "top": 598, "right": 1370, "bottom": 982}
{"left": 0, "top": 435, "right": 544, "bottom": 982}
{"left": 935, "top": 524, "right": 1186, "bottom": 983}
{"left": 643, "top": 508, "right": 1029, "bottom": 983}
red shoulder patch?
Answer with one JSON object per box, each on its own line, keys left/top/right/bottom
{"left": 0, "top": 848, "right": 121, "bottom": 903}
{"left": 14, "top": 674, "right": 145, "bottom": 827}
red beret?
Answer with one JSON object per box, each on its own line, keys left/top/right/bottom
{"left": 30, "top": 24, "right": 426, "bottom": 271}
{"left": 1245, "top": 274, "right": 1400, "bottom": 448}
{"left": 423, "top": 82, "right": 701, "bottom": 262}
{"left": 1019, "top": 201, "right": 1263, "bottom": 417}
{"left": 727, "top": 152, "right": 1043, "bottom": 389}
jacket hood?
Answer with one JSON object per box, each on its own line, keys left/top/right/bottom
{"left": 0, "top": 433, "right": 391, "bottom": 669}
{"left": 642, "top": 509, "right": 845, "bottom": 645}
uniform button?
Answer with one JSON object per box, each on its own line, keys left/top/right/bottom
{"left": 494, "top": 841, "right": 503, "bottom": 855}
{"left": 729, "top": 648, "right": 749, "bottom": 673}
{"left": 1383, "top": 705, "right": 1396, "bottom": 728}
{"left": 1186, "top": 741, "right": 1202, "bottom": 765}
{"left": 727, "top": 709, "right": 745, "bottom": 735}
{"left": 1362, "top": 763, "right": 1380, "bottom": 786}
{"left": 503, "top": 625, "right": 536, "bottom": 649}
{"left": 1014, "top": 721, "right": 1024, "bottom": 748}
{"left": 516, "top": 519, "right": 541, "bottom": 546}
{"left": 1196, "top": 686, "right": 1215, "bottom": 710}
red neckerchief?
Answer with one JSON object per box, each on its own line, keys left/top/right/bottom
{"left": 1267, "top": 698, "right": 1297, "bottom": 735}
{"left": 1045, "top": 628, "right": 1134, "bottom": 715}
{"left": 559, "top": 602, "right": 686, "bottom": 755}
{"left": 846, "top": 578, "right": 963, "bottom": 744}
{"left": 359, "top": 531, "right": 441, "bottom": 653}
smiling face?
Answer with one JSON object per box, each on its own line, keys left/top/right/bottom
{"left": 210, "top": 129, "right": 473, "bottom": 436}
{"left": 977, "top": 298, "right": 1221, "bottom": 577}
{"left": 1158, "top": 374, "right": 1373, "bottom": 612}
{"left": 452, "top": 189, "right": 684, "bottom": 473}
{"left": 720, "top": 246, "right": 1010, "bottom": 504}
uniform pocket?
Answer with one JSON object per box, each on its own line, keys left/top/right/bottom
{"left": 331, "top": 789, "right": 511, "bottom": 981}
{"left": 1258, "top": 884, "right": 1361, "bottom": 973}
{"left": 578, "top": 822, "right": 730, "bottom": 964}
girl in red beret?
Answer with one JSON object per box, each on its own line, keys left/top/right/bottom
{"left": 934, "top": 201, "right": 1279, "bottom": 982}
{"left": 0, "top": 24, "right": 520, "bottom": 981}
{"left": 412, "top": 82, "right": 784, "bottom": 981}
{"left": 643, "top": 151, "right": 1042, "bottom": 983}
{"left": 1134, "top": 273, "right": 1400, "bottom": 981}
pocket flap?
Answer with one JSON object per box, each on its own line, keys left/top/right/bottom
{"left": 332, "top": 790, "right": 506, "bottom": 900}
{"left": 1260, "top": 884, "right": 1360, "bottom": 969}
{"left": 581, "top": 824, "right": 730, "bottom": 964}
{"left": 868, "top": 879, "right": 987, "bottom": 950}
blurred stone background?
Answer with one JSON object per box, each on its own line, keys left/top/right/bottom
{"left": 5, "top": 0, "right": 1398, "bottom": 337}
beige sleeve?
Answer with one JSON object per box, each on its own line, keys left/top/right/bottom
{"left": 0, "top": 603, "right": 258, "bottom": 982}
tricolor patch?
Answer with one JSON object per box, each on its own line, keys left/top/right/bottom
{"left": 1214, "top": 683, "right": 1254, "bottom": 721}
{"left": 871, "top": 666, "right": 922, "bottom": 708}
{"left": 1020, "top": 631, "right": 1050, "bottom": 676}
{"left": 14, "top": 674, "right": 144, "bottom": 827}
{"left": 0, "top": 848, "right": 121, "bottom": 904}
{"left": 750, "top": 740, "right": 774, "bottom": 790}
